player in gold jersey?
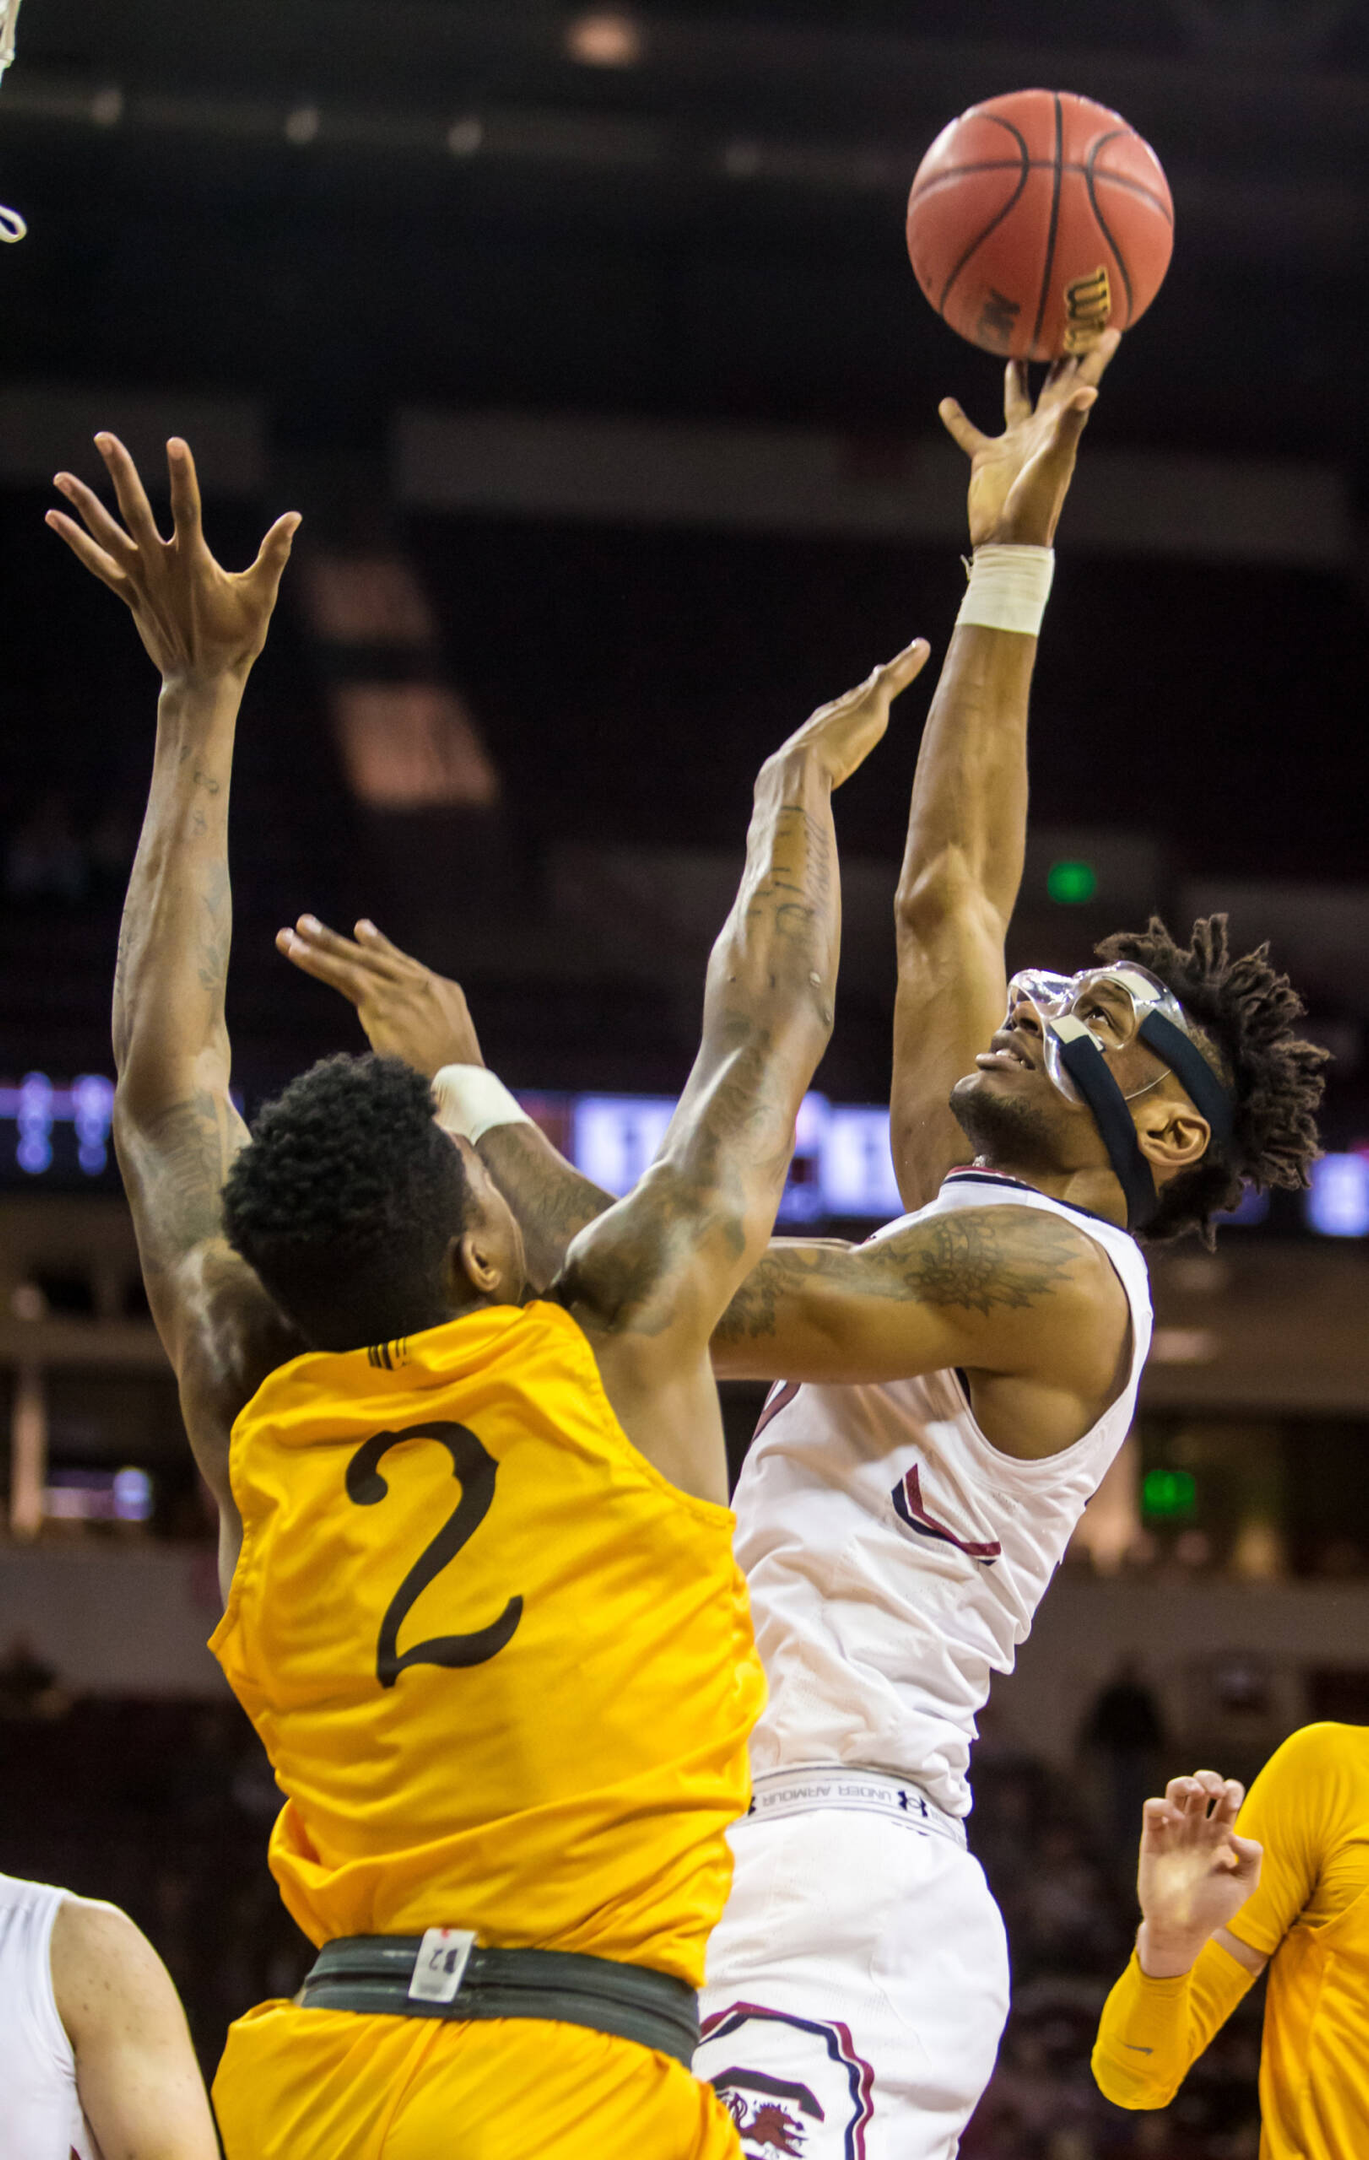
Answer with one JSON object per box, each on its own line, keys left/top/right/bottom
{"left": 1092, "top": 1726, "right": 1369, "bottom": 2157}
{"left": 47, "top": 429, "right": 929, "bottom": 2160}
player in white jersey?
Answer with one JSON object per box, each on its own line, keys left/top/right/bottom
{"left": 0, "top": 1871, "right": 218, "bottom": 2159}
{"left": 277, "top": 337, "right": 1324, "bottom": 2159}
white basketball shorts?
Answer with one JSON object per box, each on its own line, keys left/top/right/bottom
{"left": 696, "top": 1769, "right": 1010, "bottom": 2160}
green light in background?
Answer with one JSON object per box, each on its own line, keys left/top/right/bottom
{"left": 1047, "top": 858, "right": 1098, "bottom": 905}
{"left": 1142, "top": 1467, "right": 1198, "bottom": 1521}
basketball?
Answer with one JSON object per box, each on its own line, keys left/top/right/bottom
{"left": 906, "top": 89, "right": 1173, "bottom": 361}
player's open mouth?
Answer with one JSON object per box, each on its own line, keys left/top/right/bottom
{"left": 976, "top": 1033, "right": 1035, "bottom": 1073}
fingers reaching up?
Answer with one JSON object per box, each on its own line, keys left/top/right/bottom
{"left": 937, "top": 397, "right": 989, "bottom": 460}
{"left": 939, "top": 327, "right": 1122, "bottom": 549}
{"left": 278, "top": 915, "right": 484, "bottom": 1076}
{"left": 777, "top": 636, "right": 931, "bottom": 791}
{"left": 46, "top": 434, "right": 300, "bottom": 681}
{"left": 1003, "top": 357, "right": 1032, "bottom": 428}
{"left": 165, "top": 435, "right": 203, "bottom": 546}
{"left": 45, "top": 468, "right": 137, "bottom": 594}
{"left": 276, "top": 916, "right": 380, "bottom": 1006}
{"left": 96, "top": 431, "right": 165, "bottom": 553}
{"left": 1040, "top": 327, "right": 1122, "bottom": 403}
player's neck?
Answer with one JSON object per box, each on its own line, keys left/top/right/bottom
{"left": 969, "top": 1151, "right": 1129, "bottom": 1228}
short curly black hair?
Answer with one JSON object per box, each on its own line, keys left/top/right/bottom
{"left": 1094, "top": 914, "right": 1326, "bottom": 1248}
{"left": 222, "top": 1053, "right": 471, "bottom": 1350}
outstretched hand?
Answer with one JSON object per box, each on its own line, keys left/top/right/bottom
{"left": 278, "top": 915, "right": 484, "bottom": 1078}
{"left": 46, "top": 435, "right": 300, "bottom": 686}
{"left": 1136, "top": 1770, "right": 1263, "bottom": 1977}
{"left": 940, "top": 327, "right": 1120, "bottom": 550}
{"left": 773, "top": 638, "right": 931, "bottom": 791}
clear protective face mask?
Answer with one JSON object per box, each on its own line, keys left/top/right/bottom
{"left": 1004, "top": 964, "right": 1203, "bottom": 1107}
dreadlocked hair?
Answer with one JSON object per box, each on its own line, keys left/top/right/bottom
{"left": 222, "top": 1052, "right": 471, "bottom": 1351}
{"left": 1093, "top": 914, "right": 1326, "bottom": 1248}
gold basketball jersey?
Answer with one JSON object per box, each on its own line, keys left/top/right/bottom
{"left": 211, "top": 1299, "right": 765, "bottom": 1987}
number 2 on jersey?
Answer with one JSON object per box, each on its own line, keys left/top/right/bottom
{"left": 346, "top": 1421, "right": 524, "bottom": 1689}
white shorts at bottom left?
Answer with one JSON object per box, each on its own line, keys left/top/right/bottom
{"left": 696, "top": 1785, "right": 1010, "bottom": 2160}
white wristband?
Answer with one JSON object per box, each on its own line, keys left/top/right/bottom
{"left": 956, "top": 544, "right": 1055, "bottom": 638}
{"left": 431, "top": 1065, "right": 533, "bottom": 1147}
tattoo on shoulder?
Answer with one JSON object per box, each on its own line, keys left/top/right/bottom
{"left": 877, "top": 1208, "right": 1090, "bottom": 1316}
{"left": 715, "top": 1207, "right": 1092, "bottom": 1341}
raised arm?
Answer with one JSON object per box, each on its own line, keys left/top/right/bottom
{"left": 891, "top": 332, "right": 1119, "bottom": 1211}
{"left": 47, "top": 437, "right": 300, "bottom": 1578}
{"left": 712, "top": 1200, "right": 1128, "bottom": 1456}
{"left": 562, "top": 642, "right": 927, "bottom": 1496}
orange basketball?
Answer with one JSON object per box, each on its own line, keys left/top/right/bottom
{"left": 906, "top": 89, "right": 1174, "bottom": 361}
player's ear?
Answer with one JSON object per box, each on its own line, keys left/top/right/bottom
{"left": 453, "top": 1227, "right": 503, "bottom": 1299}
{"left": 1135, "top": 1101, "right": 1210, "bottom": 1177}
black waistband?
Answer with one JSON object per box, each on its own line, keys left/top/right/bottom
{"left": 299, "top": 1937, "right": 700, "bottom": 2068}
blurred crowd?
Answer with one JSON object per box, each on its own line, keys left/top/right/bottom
{"left": 0, "top": 1667, "right": 1264, "bottom": 2154}
{"left": 0, "top": 1692, "right": 312, "bottom": 2072}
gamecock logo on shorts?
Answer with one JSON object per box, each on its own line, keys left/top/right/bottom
{"left": 697, "top": 2002, "right": 874, "bottom": 2159}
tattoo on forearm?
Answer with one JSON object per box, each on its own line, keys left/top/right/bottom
{"left": 195, "top": 861, "right": 231, "bottom": 994}
{"left": 715, "top": 1208, "right": 1087, "bottom": 1343}
{"left": 561, "top": 787, "right": 842, "bottom": 1339}
{"left": 743, "top": 804, "right": 834, "bottom": 972}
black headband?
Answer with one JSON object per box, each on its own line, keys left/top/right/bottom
{"left": 1054, "top": 1028, "right": 1158, "bottom": 1231}
{"left": 1052, "top": 1007, "right": 1237, "bottom": 1232}
{"left": 1137, "top": 1012, "right": 1236, "bottom": 1147}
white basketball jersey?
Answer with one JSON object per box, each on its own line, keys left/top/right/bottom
{"left": 0, "top": 1873, "right": 101, "bottom": 2160}
{"left": 734, "top": 1170, "right": 1153, "bottom": 1819}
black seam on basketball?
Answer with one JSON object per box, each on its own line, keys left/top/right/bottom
{"left": 935, "top": 113, "right": 1031, "bottom": 316}
{"left": 909, "top": 158, "right": 1033, "bottom": 202}
{"left": 1085, "top": 131, "right": 1133, "bottom": 322}
{"left": 1089, "top": 167, "right": 1174, "bottom": 226}
{"left": 910, "top": 160, "right": 1173, "bottom": 224}
{"left": 1029, "top": 93, "right": 1064, "bottom": 355}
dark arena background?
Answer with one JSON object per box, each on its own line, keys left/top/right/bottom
{"left": 3, "top": 3, "right": 1369, "bottom": 2154}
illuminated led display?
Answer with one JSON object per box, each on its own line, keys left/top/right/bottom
{"left": 1142, "top": 1467, "right": 1197, "bottom": 1521}
{"left": 1047, "top": 858, "right": 1098, "bottom": 904}
{"left": 1306, "top": 1153, "right": 1369, "bottom": 1238}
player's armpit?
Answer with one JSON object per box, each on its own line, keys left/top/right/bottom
{"left": 1091, "top": 1938, "right": 1256, "bottom": 2110}
{"left": 51, "top": 1898, "right": 220, "bottom": 2160}
{"left": 712, "top": 1202, "right": 1122, "bottom": 1394}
